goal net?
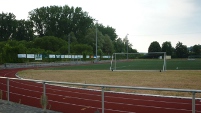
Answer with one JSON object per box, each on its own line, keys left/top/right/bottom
{"left": 110, "top": 52, "right": 166, "bottom": 71}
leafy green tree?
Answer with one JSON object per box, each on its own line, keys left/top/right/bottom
{"left": 83, "top": 28, "right": 104, "bottom": 55}
{"left": 29, "top": 5, "right": 93, "bottom": 41}
{"left": 67, "top": 32, "right": 78, "bottom": 44}
{"left": 0, "top": 40, "right": 29, "bottom": 63}
{"left": 72, "top": 44, "right": 93, "bottom": 55}
{"left": 14, "top": 20, "right": 34, "bottom": 41}
{"left": 148, "top": 41, "right": 161, "bottom": 52}
{"left": 33, "top": 36, "right": 67, "bottom": 52}
{"left": 171, "top": 47, "right": 177, "bottom": 58}
{"left": 98, "top": 49, "right": 103, "bottom": 58}
{"left": 175, "top": 42, "right": 188, "bottom": 58}
{"left": 192, "top": 44, "right": 201, "bottom": 55}
{"left": 123, "top": 35, "right": 134, "bottom": 52}
{"left": 71, "top": 7, "right": 94, "bottom": 42}
{"left": 113, "top": 38, "right": 125, "bottom": 53}
{"left": 0, "top": 12, "right": 34, "bottom": 41}
{"left": 130, "top": 49, "right": 137, "bottom": 53}
{"left": 17, "top": 43, "right": 27, "bottom": 54}
{"left": 59, "top": 45, "right": 69, "bottom": 54}
{"left": 82, "top": 28, "right": 95, "bottom": 46}
{"left": 17, "top": 40, "right": 34, "bottom": 49}
{"left": 162, "top": 41, "right": 172, "bottom": 55}
{"left": 0, "top": 42, "right": 6, "bottom": 63}
{"left": 26, "top": 48, "right": 46, "bottom": 54}
{"left": 28, "top": 7, "right": 47, "bottom": 37}
{"left": 2, "top": 43, "right": 22, "bottom": 63}
{"left": 120, "top": 35, "right": 136, "bottom": 53}
{"left": 6, "top": 40, "right": 23, "bottom": 47}
{"left": 102, "top": 34, "right": 114, "bottom": 55}
{"left": 98, "top": 24, "right": 117, "bottom": 41}
{"left": 0, "top": 12, "right": 16, "bottom": 41}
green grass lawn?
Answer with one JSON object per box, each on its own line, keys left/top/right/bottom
{"left": 44, "top": 59, "right": 201, "bottom": 70}
{"left": 167, "top": 59, "right": 201, "bottom": 70}
{"left": 114, "top": 59, "right": 201, "bottom": 70}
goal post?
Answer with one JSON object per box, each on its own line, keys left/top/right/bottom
{"left": 110, "top": 52, "right": 167, "bottom": 71}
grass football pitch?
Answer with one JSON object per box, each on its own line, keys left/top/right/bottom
{"left": 19, "top": 59, "right": 201, "bottom": 97}
{"left": 44, "top": 59, "right": 201, "bottom": 70}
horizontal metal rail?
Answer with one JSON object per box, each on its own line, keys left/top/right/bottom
{"left": 1, "top": 77, "right": 200, "bottom": 93}
{"left": 0, "top": 76, "right": 201, "bottom": 113}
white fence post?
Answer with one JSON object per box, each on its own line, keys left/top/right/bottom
{"left": 102, "top": 86, "right": 104, "bottom": 113}
{"left": 192, "top": 92, "right": 195, "bottom": 113}
{"left": 7, "top": 78, "right": 9, "bottom": 102}
{"left": 43, "top": 81, "right": 46, "bottom": 96}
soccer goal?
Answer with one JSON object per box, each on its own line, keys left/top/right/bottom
{"left": 110, "top": 52, "right": 167, "bottom": 71}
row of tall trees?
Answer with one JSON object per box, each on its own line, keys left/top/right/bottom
{"left": 0, "top": 5, "right": 136, "bottom": 63}
{"left": 0, "top": 13, "right": 34, "bottom": 41}
{"left": 148, "top": 41, "right": 201, "bottom": 58}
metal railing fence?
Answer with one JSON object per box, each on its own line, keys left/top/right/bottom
{"left": 0, "top": 76, "right": 201, "bottom": 113}
{"left": 2, "top": 61, "right": 91, "bottom": 69}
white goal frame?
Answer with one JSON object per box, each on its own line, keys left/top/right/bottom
{"left": 110, "top": 52, "right": 167, "bottom": 71}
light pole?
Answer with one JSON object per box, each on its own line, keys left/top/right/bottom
{"left": 126, "top": 34, "right": 129, "bottom": 60}
{"left": 68, "top": 34, "right": 70, "bottom": 54}
{"left": 95, "top": 20, "right": 98, "bottom": 61}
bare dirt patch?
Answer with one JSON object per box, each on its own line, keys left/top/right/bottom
{"left": 18, "top": 70, "right": 201, "bottom": 97}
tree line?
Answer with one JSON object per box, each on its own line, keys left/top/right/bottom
{"left": 148, "top": 41, "right": 201, "bottom": 58}
{"left": 0, "top": 5, "right": 136, "bottom": 63}
{"left": 0, "top": 5, "right": 200, "bottom": 63}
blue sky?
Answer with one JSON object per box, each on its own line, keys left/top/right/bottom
{"left": 0, "top": 0, "right": 201, "bottom": 52}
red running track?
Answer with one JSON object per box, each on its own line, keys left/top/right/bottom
{"left": 0, "top": 68, "right": 201, "bottom": 113}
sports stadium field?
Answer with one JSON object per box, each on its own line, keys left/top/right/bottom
{"left": 1, "top": 59, "right": 201, "bottom": 113}
{"left": 18, "top": 59, "right": 201, "bottom": 97}
{"left": 33, "top": 58, "right": 201, "bottom": 70}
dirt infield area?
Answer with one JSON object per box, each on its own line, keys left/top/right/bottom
{"left": 18, "top": 70, "right": 201, "bottom": 97}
